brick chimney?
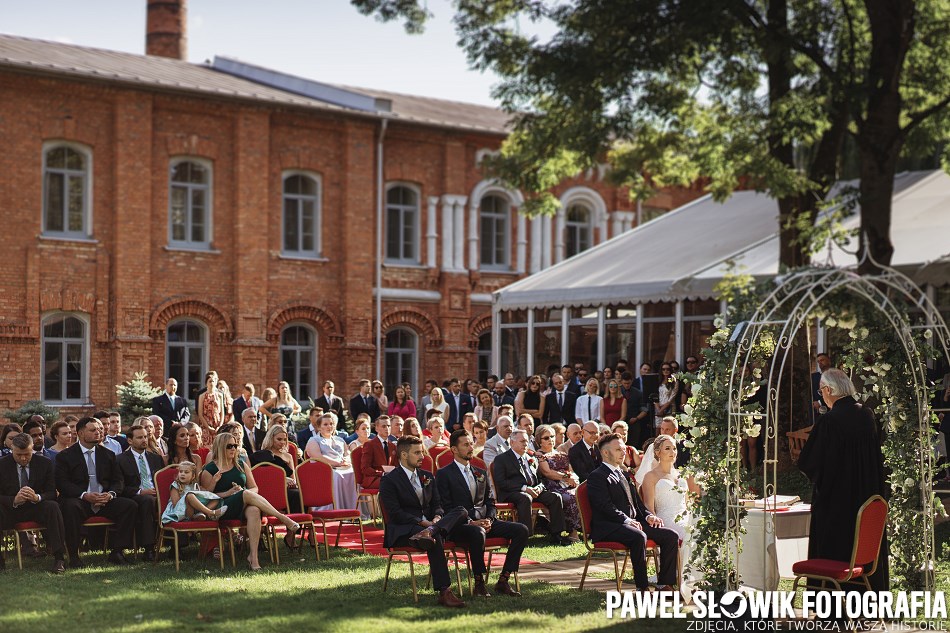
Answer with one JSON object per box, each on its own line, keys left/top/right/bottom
{"left": 146, "top": 0, "right": 187, "bottom": 60}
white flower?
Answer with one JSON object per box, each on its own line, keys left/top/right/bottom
{"left": 752, "top": 368, "right": 762, "bottom": 379}
{"left": 746, "top": 425, "right": 761, "bottom": 438}
{"left": 683, "top": 440, "right": 695, "bottom": 449}
{"left": 691, "top": 383, "right": 702, "bottom": 396}
{"left": 924, "top": 329, "right": 933, "bottom": 339}
{"left": 872, "top": 384, "right": 880, "bottom": 393}
{"left": 714, "top": 317, "right": 724, "bottom": 328}
{"left": 825, "top": 317, "right": 838, "bottom": 327}
{"left": 683, "top": 403, "right": 694, "bottom": 416}
{"left": 859, "top": 327, "right": 869, "bottom": 338}
{"left": 880, "top": 363, "right": 891, "bottom": 371}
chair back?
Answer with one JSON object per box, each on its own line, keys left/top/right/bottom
{"left": 154, "top": 465, "right": 179, "bottom": 513}
{"left": 252, "top": 463, "right": 290, "bottom": 512}
{"left": 296, "top": 460, "right": 334, "bottom": 508}
{"left": 428, "top": 446, "right": 448, "bottom": 468}
{"left": 351, "top": 445, "right": 365, "bottom": 486}
{"left": 287, "top": 442, "right": 300, "bottom": 464}
{"left": 421, "top": 454, "right": 434, "bottom": 473}
{"left": 470, "top": 456, "right": 487, "bottom": 471}
{"left": 576, "top": 482, "right": 595, "bottom": 550}
{"left": 436, "top": 448, "right": 455, "bottom": 470}
{"left": 851, "top": 495, "right": 888, "bottom": 571}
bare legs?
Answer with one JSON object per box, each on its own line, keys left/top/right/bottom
{"left": 240, "top": 490, "right": 299, "bottom": 570}
{"left": 183, "top": 495, "right": 223, "bottom": 519}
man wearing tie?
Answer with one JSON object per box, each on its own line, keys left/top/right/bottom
{"left": 492, "top": 429, "right": 569, "bottom": 544}
{"left": 568, "top": 421, "right": 602, "bottom": 483}
{"left": 151, "top": 377, "right": 191, "bottom": 441}
{"left": 115, "top": 425, "right": 164, "bottom": 561}
{"left": 0, "top": 433, "right": 67, "bottom": 572}
{"left": 240, "top": 409, "right": 266, "bottom": 454}
{"left": 378, "top": 435, "right": 469, "bottom": 608}
{"left": 443, "top": 378, "right": 475, "bottom": 432}
{"left": 54, "top": 417, "right": 137, "bottom": 568}
{"left": 542, "top": 374, "right": 577, "bottom": 426}
{"left": 586, "top": 433, "right": 679, "bottom": 591}
{"left": 437, "top": 430, "right": 527, "bottom": 597}
{"left": 481, "top": 415, "right": 514, "bottom": 467}
{"left": 349, "top": 379, "right": 381, "bottom": 425}
{"left": 491, "top": 381, "right": 515, "bottom": 407}
{"left": 360, "top": 416, "right": 396, "bottom": 490}
{"left": 314, "top": 381, "right": 346, "bottom": 432}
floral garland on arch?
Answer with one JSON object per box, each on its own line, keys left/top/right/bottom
{"left": 678, "top": 271, "right": 942, "bottom": 592}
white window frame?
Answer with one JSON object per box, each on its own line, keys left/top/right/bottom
{"left": 281, "top": 171, "right": 322, "bottom": 258}
{"left": 479, "top": 194, "right": 511, "bottom": 270}
{"left": 384, "top": 328, "right": 418, "bottom": 397}
{"left": 385, "top": 182, "right": 421, "bottom": 264}
{"left": 165, "top": 318, "right": 209, "bottom": 404}
{"left": 41, "top": 312, "right": 90, "bottom": 404}
{"left": 168, "top": 157, "right": 213, "bottom": 249}
{"left": 42, "top": 141, "right": 93, "bottom": 238}
{"left": 279, "top": 323, "right": 318, "bottom": 402}
{"left": 565, "top": 203, "right": 593, "bottom": 258}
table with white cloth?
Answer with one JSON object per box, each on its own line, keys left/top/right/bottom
{"left": 737, "top": 504, "right": 811, "bottom": 591}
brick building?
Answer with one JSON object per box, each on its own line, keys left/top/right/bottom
{"left": 0, "top": 14, "right": 701, "bottom": 413}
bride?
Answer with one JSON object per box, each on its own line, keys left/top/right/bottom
{"left": 639, "top": 434, "right": 702, "bottom": 599}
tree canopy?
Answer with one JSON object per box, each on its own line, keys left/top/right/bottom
{"left": 353, "top": 0, "right": 950, "bottom": 271}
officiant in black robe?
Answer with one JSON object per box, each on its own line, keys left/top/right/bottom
{"left": 798, "top": 368, "right": 889, "bottom": 591}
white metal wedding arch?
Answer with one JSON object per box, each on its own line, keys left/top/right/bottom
{"left": 724, "top": 261, "right": 950, "bottom": 592}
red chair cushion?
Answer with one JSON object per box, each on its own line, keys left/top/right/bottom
{"left": 164, "top": 521, "right": 224, "bottom": 530}
{"left": 83, "top": 516, "right": 115, "bottom": 525}
{"left": 311, "top": 509, "right": 361, "bottom": 519}
{"left": 14, "top": 522, "right": 44, "bottom": 530}
{"left": 359, "top": 488, "right": 379, "bottom": 495}
{"left": 220, "top": 520, "right": 245, "bottom": 528}
{"left": 495, "top": 503, "right": 515, "bottom": 509}
{"left": 484, "top": 537, "right": 510, "bottom": 547}
{"left": 792, "top": 559, "right": 864, "bottom": 580}
{"left": 594, "top": 541, "right": 631, "bottom": 550}
{"left": 646, "top": 540, "right": 658, "bottom": 549}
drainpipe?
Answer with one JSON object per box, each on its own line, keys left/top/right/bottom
{"left": 375, "top": 119, "right": 388, "bottom": 379}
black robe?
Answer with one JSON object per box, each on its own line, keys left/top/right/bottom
{"left": 798, "top": 395, "right": 889, "bottom": 590}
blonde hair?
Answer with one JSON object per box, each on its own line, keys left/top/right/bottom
{"left": 269, "top": 413, "right": 287, "bottom": 429}
{"left": 652, "top": 434, "right": 676, "bottom": 459}
{"left": 176, "top": 461, "right": 198, "bottom": 484}
{"left": 261, "top": 425, "right": 288, "bottom": 452}
{"left": 429, "top": 388, "right": 444, "bottom": 404}
{"left": 210, "top": 432, "right": 240, "bottom": 469}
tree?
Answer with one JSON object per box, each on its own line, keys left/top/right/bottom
{"left": 115, "top": 371, "right": 162, "bottom": 428}
{"left": 353, "top": 0, "right": 950, "bottom": 272}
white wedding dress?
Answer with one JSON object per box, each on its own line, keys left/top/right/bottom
{"left": 652, "top": 476, "right": 701, "bottom": 601}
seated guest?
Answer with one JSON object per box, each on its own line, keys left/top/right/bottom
{"left": 116, "top": 424, "right": 164, "bottom": 561}
{"left": 183, "top": 421, "right": 208, "bottom": 466}
{"left": 46, "top": 421, "right": 74, "bottom": 461}
{"left": 304, "top": 413, "right": 357, "bottom": 510}
{"left": 551, "top": 423, "right": 566, "bottom": 448}
{"left": 436, "top": 430, "right": 528, "bottom": 596}
{"left": 423, "top": 417, "right": 450, "bottom": 450}
{"left": 295, "top": 407, "right": 324, "bottom": 448}
{"left": 403, "top": 417, "right": 424, "bottom": 440}
{"left": 201, "top": 432, "right": 302, "bottom": 570}
{"left": 461, "top": 412, "right": 478, "bottom": 435}
{"left": 534, "top": 425, "right": 581, "bottom": 542}
{"left": 63, "top": 415, "right": 80, "bottom": 446}
{"left": 360, "top": 416, "right": 396, "bottom": 490}
{"left": 568, "top": 422, "right": 602, "bottom": 483}
{"left": 472, "top": 420, "right": 489, "bottom": 456}
{"left": 1, "top": 424, "right": 23, "bottom": 456}
{"left": 482, "top": 415, "right": 513, "bottom": 467}
{"left": 105, "top": 412, "right": 128, "bottom": 452}
{"left": 492, "top": 429, "right": 568, "bottom": 544}
{"left": 166, "top": 422, "right": 201, "bottom": 468}
{"left": 348, "top": 418, "right": 374, "bottom": 452}
{"left": 54, "top": 416, "right": 138, "bottom": 568}
{"left": 240, "top": 408, "right": 266, "bottom": 454}
{"left": 23, "top": 419, "right": 56, "bottom": 461}
{"left": 557, "top": 423, "right": 582, "bottom": 455}
{"left": 250, "top": 424, "right": 302, "bottom": 513}
{"left": 611, "top": 421, "right": 641, "bottom": 469}
{"left": 220, "top": 422, "right": 250, "bottom": 464}
{"left": 586, "top": 433, "right": 679, "bottom": 591}
{"left": 390, "top": 415, "right": 404, "bottom": 441}
{"left": 95, "top": 410, "right": 122, "bottom": 455}
{"left": 144, "top": 415, "right": 168, "bottom": 458}
{"left": 0, "top": 433, "right": 67, "bottom": 573}
{"left": 516, "top": 414, "right": 536, "bottom": 451}
{"left": 388, "top": 384, "right": 417, "bottom": 420}
{"left": 378, "top": 435, "right": 469, "bottom": 608}
{"left": 151, "top": 377, "right": 190, "bottom": 441}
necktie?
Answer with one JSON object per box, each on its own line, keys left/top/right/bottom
{"left": 138, "top": 454, "right": 153, "bottom": 489}
{"left": 520, "top": 457, "right": 534, "bottom": 486}
{"left": 410, "top": 471, "right": 423, "bottom": 505}
{"left": 247, "top": 428, "right": 255, "bottom": 452}
{"left": 618, "top": 470, "right": 636, "bottom": 516}
{"left": 558, "top": 391, "right": 563, "bottom": 409}
{"left": 383, "top": 440, "right": 390, "bottom": 460}
{"left": 590, "top": 445, "right": 597, "bottom": 460}
{"left": 85, "top": 449, "right": 101, "bottom": 494}
{"left": 464, "top": 466, "right": 476, "bottom": 500}
{"left": 588, "top": 397, "right": 593, "bottom": 420}
{"left": 502, "top": 439, "right": 509, "bottom": 450}
{"left": 19, "top": 465, "right": 28, "bottom": 488}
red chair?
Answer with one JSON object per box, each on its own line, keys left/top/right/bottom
{"left": 428, "top": 446, "right": 449, "bottom": 469}
{"left": 488, "top": 462, "right": 545, "bottom": 529}
{"left": 792, "top": 495, "right": 888, "bottom": 595}
{"left": 287, "top": 442, "right": 300, "bottom": 464}
{"left": 251, "top": 463, "right": 317, "bottom": 564}
{"left": 195, "top": 447, "right": 210, "bottom": 466}
{"left": 350, "top": 445, "right": 381, "bottom": 523}
{"left": 81, "top": 515, "right": 137, "bottom": 558}
{"left": 421, "top": 454, "right": 434, "bottom": 473}
{"left": 436, "top": 448, "right": 456, "bottom": 470}
{"left": 153, "top": 465, "right": 224, "bottom": 572}
{"left": 470, "top": 456, "right": 487, "bottom": 471}
{"left": 2, "top": 522, "right": 46, "bottom": 570}
{"left": 296, "top": 460, "right": 366, "bottom": 559}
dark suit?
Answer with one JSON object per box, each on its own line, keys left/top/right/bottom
{"left": 314, "top": 394, "right": 347, "bottom": 429}
{"left": 378, "top": 467, "right": 468, "bottom": 591}
{"left": 542, "top": 390, "right": 577, "bottom": 426}
{"left": 54, "top": 443, "right": 137, "bottom": 557}
{"left": 295, "top": 424, "right": 316, "bottom": 449}
{"left": 492, "top": 391, "right": 515, "bottom": 407}
{"left": 585, "top": 463, "right": 678, "bottom": 588}
{"left": 116, "top": 449, "right": 165, "bottom": 547}
{"left": 491, "top": 449, "right": 565, "bottom": 537}
{"left": 624, "top": 386, "right": 651, "bottom": 448}
{"left": 241, "top": 425, "right": 266, "bottom": 454}
{"left": 568, "top": 440, "right": 601, "bottom": 483}
{"left": 565, "top": 378, "right": 582, "bottom": 396}
{"left": 436, "top": 460, "right": 528, "bottom": 575}
{"left": 233, "top": 396, "right": 263, "bottom": 429}
{"left": 349, "top": 393, "right": 381, "bottom": 425}
{"left": 0, "top": 454, "right": 66, "bottom": 559}
{"left": 442, "top": 389, "right": 475, "bottom": 431}
{"left": 360, "top": 437, "right": 396, "bottom": 490}
{"left": 151, "top": 392, "right": 191, "bottom": 440}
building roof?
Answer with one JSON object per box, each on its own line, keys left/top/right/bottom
{"left": 0, "top": 33, "right": 511, "bottom": 134}
{"left": 493, "top": 170, "right": 950, "bottom": 310}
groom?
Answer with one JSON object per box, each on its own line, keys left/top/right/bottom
{"left": 586, "top": 433, "right": 679, "bottom": 590}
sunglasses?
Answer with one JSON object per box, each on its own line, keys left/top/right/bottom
{"left": 226, "top": 444, "right": 239, "bottom": 449}
{"left": 608, "top": 383, "right": 618, "bottom": 388}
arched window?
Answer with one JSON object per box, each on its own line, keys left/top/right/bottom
{"left": 477, "top": 332, "right": 492, "bottom": 383}
{"left": 565, "top": 203, "right": 593, "bottom": 257}
{"left": 385, "top": 185, "right": 419, "bottom": 263}
{"left": 43, "top": 144, "right": 91, "bottom": 237}
{"left": 280, "top": 325, "right": 317, "bottom": 401}
{"left": 282, "top": 173, "right": 321, "bottom": 257}
{"left": 169, "top": 159, "right": 212, "bottom": 247}
{"left": 384, "top": 328, "right": 417, "bottom": 395}
{"left": 166, "top": 320, "right": 207, "bottom": 404}
{"left": 42, "top": 313, "right": 88, "bottom": 403}
{"left": 480, "top": 194, "right": 510, "bottom": 269}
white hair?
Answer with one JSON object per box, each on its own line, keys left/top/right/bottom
{"left": 819, "top": 368, "right": 856, "bottom": 398}
{"left": 509, "top": 428, "right": 529, "bottom": 442}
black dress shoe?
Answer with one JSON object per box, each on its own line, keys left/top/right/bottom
{"left": 51, "top": 559, "right": 66, "bottom": 574}
{"left": 107, "top": 551, "right": 130, "bottom": 565}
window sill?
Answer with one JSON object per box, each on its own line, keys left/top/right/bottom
{"left": 46, "top": 402, "right": 96, "bottom": 408}
{"left": 278, "top": 253, "right": 330, "bottom": 263}
{"left": 164, "top": 245, "right": 222, "bottom": 254}
{"left": 480, "top": 268, "right": 520, "bottom": 276}
{"left": 38, "top": 234, "right": 98, "bottom": 246}
{"left": 383, "top": 261, "right": 428, "bottom": 270}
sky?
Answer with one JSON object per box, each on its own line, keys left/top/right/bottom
{"left": 1, "top": 0, "right": 503, "bottom": 107}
